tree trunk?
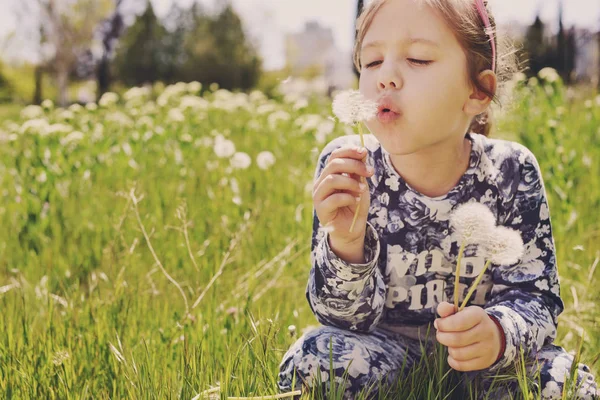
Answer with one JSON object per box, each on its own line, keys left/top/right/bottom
{"left": 33, "top": 65, "right": 43, "bottom": 105}
{"left": 56, "top": 66, "right": 69, "bottom": 107}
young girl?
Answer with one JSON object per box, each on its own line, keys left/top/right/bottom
{"left": 277, "top": 0, "right": 599, "bottom": 399}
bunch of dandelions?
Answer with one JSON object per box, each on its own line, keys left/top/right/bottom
{"left": 332, "top": 89, "right": 378, "bottom": 233}
{"left": 449, "top": 202, "right": 525, "bottom": 312}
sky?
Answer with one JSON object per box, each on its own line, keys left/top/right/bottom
{"left": 1, "top": 0, "right": 599, "bottom": 70}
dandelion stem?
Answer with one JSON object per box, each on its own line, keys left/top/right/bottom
{"left": 453, "top": 242, "right": 466, "bottom": 312}
{"left": 459, "top": 259, "right": 492, "bottom": 311}
{"left": 350, "top": 123, "right": 367, "bottom": 233}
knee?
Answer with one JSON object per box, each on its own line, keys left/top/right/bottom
{"left": 277, "top": 325, "right": 387, "bottom": 396}
{"left": 534, "top": 345, "right": 598, "bottom": 399}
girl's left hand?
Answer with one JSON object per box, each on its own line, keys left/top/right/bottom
{"left": 433, "top": 301, "right": 502, "bottom": 372}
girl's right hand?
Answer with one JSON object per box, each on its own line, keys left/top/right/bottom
{"left": 313, "top": 146, "right": 375, "bottom": 245}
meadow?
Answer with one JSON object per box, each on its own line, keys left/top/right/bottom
{"left": 0, "top": 72, "right": 598, "bottom": 399}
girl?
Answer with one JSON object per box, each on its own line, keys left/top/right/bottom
{"left": 277, "top": 0, "right": 599, "bottom": 399}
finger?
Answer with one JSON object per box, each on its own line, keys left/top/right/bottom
{"left": 318, "top": 192, "right": 361, "bottom": 216}
{"left": 313, "top": 173, "right": 367, "bottom": 203}
{"left": 436, "top": 301, "right": 457, "bottom": 318}
{"left": 447, "top": 354, "right": 487, "bottom": 372}
{"left": 315, "top": 150, "right": 374, "bottom": 188}
{"left": 436, "top": 323, "right": 482, "bottom": 347}
{"left": 447, "top": 341, "right": 484, "bottom": 362}
{"left": 435, "top": 306, "right": 485, "bottom": 332}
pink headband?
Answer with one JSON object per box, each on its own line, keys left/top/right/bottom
{"left": 474, "top": 0, "right": 496, "bottom": 72}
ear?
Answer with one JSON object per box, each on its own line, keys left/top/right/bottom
{"left": 463, "top": 70, "right": 497, "bottom": 117}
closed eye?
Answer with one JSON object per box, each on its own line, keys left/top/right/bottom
{"left": 364, "top": 59, "right": 433, "bottom": 69}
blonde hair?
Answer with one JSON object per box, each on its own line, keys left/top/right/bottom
{"left": 353, "top": 0, "right": 519, "bottom": 137}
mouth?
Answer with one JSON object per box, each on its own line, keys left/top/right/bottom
{"left": 377, "top": 109, "right": 400, "bottom": 123}
{"left": 377, "top": 99, "right": 400, "bottom": 115}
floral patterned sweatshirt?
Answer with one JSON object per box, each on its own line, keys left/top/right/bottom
{"left": 306, "top": 132, "right": 564, "bottom": 373}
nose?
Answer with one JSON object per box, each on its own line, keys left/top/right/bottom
{"left": 378, "top": 60, "right": 402, "bottom": 90}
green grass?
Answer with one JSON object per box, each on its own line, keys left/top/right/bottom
{"left": 0, "top": 75, "right": 598, "bottom": 399}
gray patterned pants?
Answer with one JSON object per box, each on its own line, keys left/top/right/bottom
{"left": 278, "top": 325, "right": 598, "bottom": 399}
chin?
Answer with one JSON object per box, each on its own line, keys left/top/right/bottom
{"left": 373, "top": 132, "right": 420, "bottom": 156}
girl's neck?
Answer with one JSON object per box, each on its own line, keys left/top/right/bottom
{"left": 387, "top": 135, "right": 472, "bottom": 198}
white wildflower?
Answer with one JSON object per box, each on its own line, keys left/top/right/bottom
{"left": 20, "top": 118, "right": 50, "bottom": 136}
{"left": 332, "top": 89, "right": 378, "bottom": 126}
{"left": 52, "top": 350, "right": 70, "bottom": 366}
{"left": 41, "top": 99, "right": 54, "bottom": 110}
{"left": 37, "top": 171, "right": 47, "bottom": 183}
{"left": 230, "top": 152, "right": 251, "bottom": 169}
{"left": 483, "top": 226, "right": 525, "bottom": 266}
{"left": 47, "top": 123, "right": 73, "bottom": 135}
{"left": 538, "top": 67, "right": 560, "bottom": 83}
{"left": 98, "top": 92, "right": 119, "bottom": 107}
{"left": 249, "top": 90, "right": 267, "bottom": 103}
{"left": 213, "top": 135, "right": 236, "bottom": 158}
{"left": 123, "top": 86, "right": 150, "bottom": 102}
{"left": 60, "top": 131, "right": 85, "bottom": 146}
{"left": 122, "top": 142, "right": 133, "bottom": 157}
{"left": 57, "top": 110, "right": 75, "bottom": 121}
{"left": 167, "top": 108, "right": 185, "bottom": 122}
{"left": 85, "top": 102, "right": 98, "bottom": 111}
{"left": 256, "top": 103, "right": 277, "bottom": 115}
{"left": 256, "top": 151, "right": 276, "bottom": 170}
{"left": 293, "top": 98, "right": 309, "bottom": 110}
{"left": 187, "top": 81, "right": 202, "bottom": 93}
{"left": 449, "top": 202, "right": 496, "bottom": 245}
{"left": 267, "top": 110, "right": 291, "bottom": 129}
{"left": 179, "top": 95, "right": 209, "bottom": 111}
{"left": 21, "top": 105, "right": 44, "bottom": 120}
{"left": 68, "top": 103, "right": 83, "bottom": 113}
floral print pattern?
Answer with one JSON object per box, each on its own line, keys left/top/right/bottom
{"left": 278, "top": 133, "right": 598, "bottom": 399}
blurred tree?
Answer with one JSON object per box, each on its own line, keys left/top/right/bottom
{"left": 0, "top": 60, "right": 14, "bottom": 103}
{"left": 113, "top": 1, "right": 261, "bottom": 90}
{"left": 204, "top": 4, "right": 262, "bottom": 90}
{"left": 555, "top": 2, "right": 576, "bottom": 83}
{"left": 524, "top": 16, "right": 549, "bottom": 77}
{"left": 96, "top": 0, "right": 126, "bottom": 101}
{"left": 353, "top": 0, "right": 364, "bottom": 80}
{"left": 112, "top": 1, "right": 168, "bottom": 86}
{"left": 27, "top": 0, "right": 113, "bottom": 106}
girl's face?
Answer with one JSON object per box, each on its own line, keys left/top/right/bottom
{"left": 359, "top": 0, "right": 474, "bottom": 155}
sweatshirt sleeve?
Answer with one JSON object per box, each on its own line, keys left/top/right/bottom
{"left": 483, "top": 147, "right": 565, "bottom": 373}
{"left": 305, "top": 138, "right": 387, "bottom": 332}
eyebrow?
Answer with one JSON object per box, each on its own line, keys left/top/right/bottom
{"left": 361, "top": 38, "right": 440, "bottom": 51}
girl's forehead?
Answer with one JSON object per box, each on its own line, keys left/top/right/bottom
{"left": 364, "top": 0, "right": 455, "bottom": 48}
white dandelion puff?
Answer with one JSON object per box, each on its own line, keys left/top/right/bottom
{"left": 483, "top": 226, "right": 525, "bottom": 266}
{"left": 230, "top": 152, "right": 251, "bottom": 169}
{"left": 332, "top": 89, "right": 378, "bottom": 126}
{"left": 256, "top": 151, "right": 276, "bottom": 170}
{"left": 213, "top": 136, "right": 236, "bottom": 158}
{"left": 21, "top": 105, "right": 44, "bottom": 120}
{"left": 98, "top": 92, "right": 119, "bottom": 107}
{"left": 449, "top": 202, "right": 496, "bottom": 245}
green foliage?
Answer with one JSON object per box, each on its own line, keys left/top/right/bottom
{"left": 113, "top": 2, "right": 262, "bottom": 91}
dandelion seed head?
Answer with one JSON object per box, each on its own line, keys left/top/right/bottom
{"left": 230, "top": 152, "right": 251, "bottom": 169}
{"left": 484, "top": 226, "right": 525, "bottom": 266}
{"left": 256, "top": 151, "right": 276, "bottom": 170}
{"left": 449, "top": 202, "right": 496, "bottom": 245}
{"left": 332, "top": 89, "right": 378, "bottom": 126}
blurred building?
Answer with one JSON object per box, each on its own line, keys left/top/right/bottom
{"left": 284, "top": 20, "right": 355, "bottom": 92}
